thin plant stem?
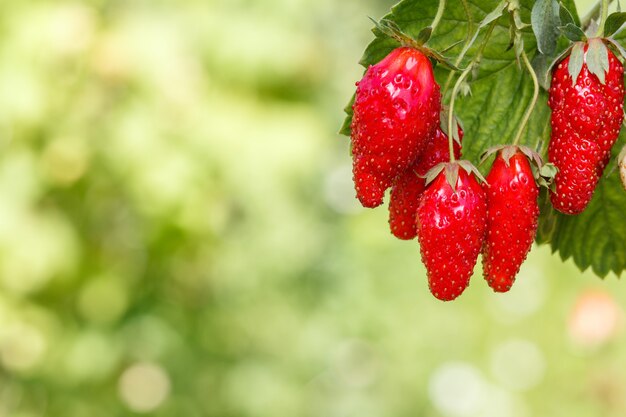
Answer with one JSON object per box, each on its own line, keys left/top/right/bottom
{"left": 582, "top": 0, "right": 614, "bottom": 29}
{"left": 596, "top": 0, "right": 610, "bottom": 36}
{"left": 442, "top": 0, "right": 473, "bottom": 97}
{"left": 431, "top": 0, "right": 447, "bottom": 35}
{"left": 448, "top": 20, "right": 497, "bottom": 162}
{"left": 512, "top": 51, "right": 539, "bottom": 146}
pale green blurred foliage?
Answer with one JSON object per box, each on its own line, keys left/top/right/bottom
{"left": 0, "top": 0, "right": 625, "bottom": 416}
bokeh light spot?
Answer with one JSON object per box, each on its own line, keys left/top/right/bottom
{"left": 568, "top": 290, "right": 622, "bottom": 348}
{"left": 118, "top": 362, "right": 171, "bottom": 413}
{"left": 0, "top": 322, "right": 47, "bottom": 372}
{"left": 428, "top": 362, "right": 487, "bottom": 417}
{"left": 490, "top": 339, "right": 545, "bottom": 391}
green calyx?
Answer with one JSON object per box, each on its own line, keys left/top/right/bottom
{"left": 424, "top": 160, "right": 485, "bottom": 192}
{"left": 586, "top": 38, "right": 610, "bottom": 83}
{"left": 565, "top": 38, "right": 613, "bottom": 86}
{"left": 368, "top": 18, "right": 461, "bottom": 71}
{"left": 480, "top": 145, "right": 556, "bottom": 190}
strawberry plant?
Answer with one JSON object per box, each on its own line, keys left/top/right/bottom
{"left": 341, "top": 0, "right": 626, "bottom": 299}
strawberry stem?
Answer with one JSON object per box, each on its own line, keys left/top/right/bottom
{"left": 431, "top": 0, "right": 447, "bottom": 36}
{"left": 461, "top": 0, "right": 474, "bottom": 38}
{"left": 442, "top": 0, "right": 473, "bottom": 97}
{"left": 447, "top": 20, "right": 497, "bottom": 162}
{"left": 448, "top": 69, "right": 470, "bottom": 162}
{"left": 597, "top": 0, "right": 610, "bottom": 37}
{"left": 512, "top": 51, "right": 539, "bottom": 146}
{"left": 582, "top": 0, "right": 615, "bottom": 29}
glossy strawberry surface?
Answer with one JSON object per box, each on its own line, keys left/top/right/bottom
{"left": 389, "top": 126, "right": 462, "bottom": 240}
{"left": 482, "top": 151, "right": 539, "bottom": 292}
{"left": 351, "top": 47, "right": 440, "bottom": 208}
{"left": 548, "top": 43, "right": 624, "bottom": 215}
{"left": 417, "top": 167, "right": 487, "bottom": 301}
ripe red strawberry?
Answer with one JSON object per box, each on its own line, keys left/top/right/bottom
{"left": 482, "top": 149, "right": 539, "bottom": 292}
{"left": 351, "top": 47, "right": 441, "bottom": 208}
{"left": 417, "top": 163, "right": 487, "bottom": 301}
{"left": 389, "top": 125, "right": 463, "bottom": 239}
{"left": 548, "top": 40, "right": 625, "bottom": 215}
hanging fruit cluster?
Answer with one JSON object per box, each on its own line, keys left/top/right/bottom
{"left": 343, "top": 0, "right": 626, "bottom": 300}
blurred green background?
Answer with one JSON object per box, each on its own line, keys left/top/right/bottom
{"left": 0, "top": 0, "right": 625, "bottom": 416}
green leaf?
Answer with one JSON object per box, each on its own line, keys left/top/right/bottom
{"left": 536, "top": 190, "right": 558, "bottom": 243}
{"left": 418, "top": 26, "right": 433, "bottom": 44}
{"left": 425, "top": 163, "right": 446, "bottom": 185}
{"left": 605, "top": 12, "right": 626, "bottom": 37}
{"left": 540, "top": 163, "right": 558, "bottom": 177}
{"left": 458, "top": 159, "right": 487, "bottom": 183}
{"left": 563, "top": 0, "right": 581, "bottom": 24}
{"left": 481, "top": 0, "right": 508, "bottom": 28}
{"left": 532, "top": 29, "right": 578, "bottom": 91}
{"left": 559, "top": 1, "right": 576, "bottom": 26}
{"left": 559, "top": 23, "right": 586, "bottom": 42}
{"left": 532, "top": 51, "right": 555, "bottom": 90}
{"left": 456, "top": 1, "right": 508, "bottom": 64}
{"left": 339, "top": 93, "right": 355, "bottom": 136}
{"left": 532, "top": 0, "right": 561, "bottom": 55}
